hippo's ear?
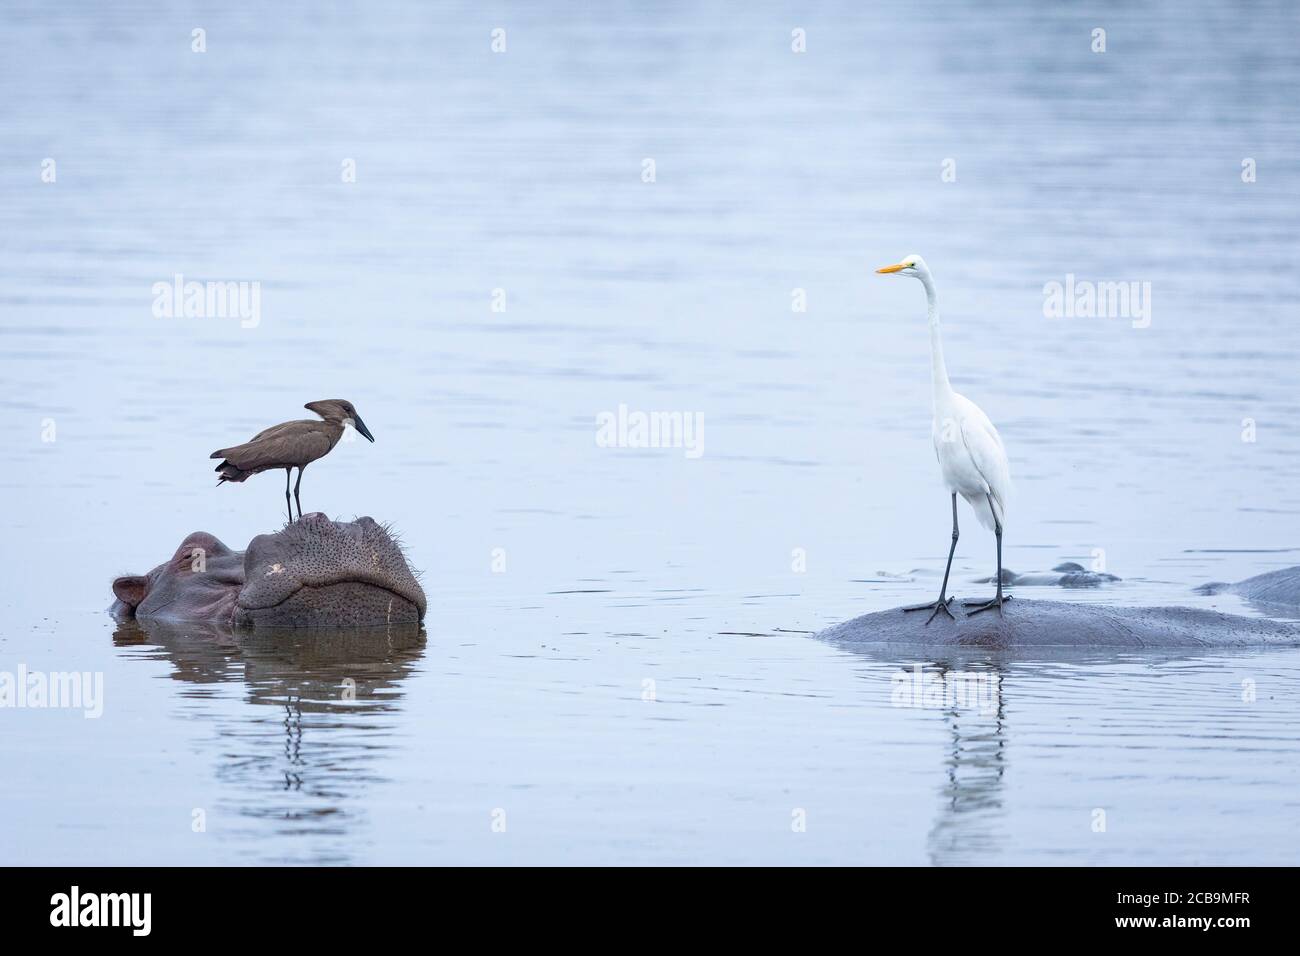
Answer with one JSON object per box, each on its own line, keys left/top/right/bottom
{"left": 112, "top": 575, "right": 148, "bottom": 608}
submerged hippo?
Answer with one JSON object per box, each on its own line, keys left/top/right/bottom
{"left": 1195, "top": 566, "right": 1300, "bottom": 609}
{"left": 817, "top": 598, "right": 1299, "bottom": 649}
{"left": 111, "top": 513, "right": 426, "bottom": 627}
{"left": 975, "top": 562, "right": 1120, "bottom": 588}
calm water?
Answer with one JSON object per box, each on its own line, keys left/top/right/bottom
{"left": 2, "top": 0, "right": 1299, "bottom": 864}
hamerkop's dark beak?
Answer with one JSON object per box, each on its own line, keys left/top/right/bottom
{"left": 351, "top": 415, "right": 375, "bottom": 442}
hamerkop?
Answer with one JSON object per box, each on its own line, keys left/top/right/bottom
{"left": 211, "top": 400, "right": 375, "bottom": 520}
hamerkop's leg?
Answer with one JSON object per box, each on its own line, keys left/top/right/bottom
{"left": 284, "top": 467, "right": 293, "bottom": 523}
{"left": 293, "top": 466, "right": 304, "bottom": 520}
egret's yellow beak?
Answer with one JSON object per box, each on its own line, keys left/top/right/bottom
{"left": 876, "top": 262, "right": 906, "bottom": 274}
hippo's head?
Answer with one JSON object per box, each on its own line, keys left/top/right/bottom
{"left": 234, "top": 514, "right": 425, "bottom": 626}
{"left": 111, "top": 531, "right": 245, "bottom": 621}
{"left": 111, "top": 514, "right": 426, "bottom": 628}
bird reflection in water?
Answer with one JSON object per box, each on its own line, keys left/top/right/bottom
{"left": 112, "top": 619, "right": 425, "bottom": 861}
{"left": 284, "top": 696, "right": 303, "bottom": 791}
{"left": 859, "top": 646, "right": 1013, "bottom": 865}
{"left": 922, "top": 660, "right": 1008, "bottom": 866}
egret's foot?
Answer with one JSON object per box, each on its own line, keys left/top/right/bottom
{"left": 964, "top": 594, "right": 1012, "bottom": 617}
{"left": 902, "top": 595, "right": 955, "bottom": 624}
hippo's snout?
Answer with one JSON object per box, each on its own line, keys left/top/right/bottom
{"left": 233, "top": 581, "right": 422, "bottom": 627}
{"left": 236, "top": 515, "right": 426, "bottom": 627}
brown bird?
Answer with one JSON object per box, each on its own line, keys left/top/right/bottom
{"left": 211, "top": 400, "right": 375, "bottom": 521}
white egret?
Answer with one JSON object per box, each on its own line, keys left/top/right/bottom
{"left": 876, "top": 254, "right": 1012, "bottom": 620}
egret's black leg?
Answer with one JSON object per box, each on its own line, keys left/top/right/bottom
{"left": 966, "top": 494, "right": 1012, "bottom": 617}
{"left": 293, "top": 466, "right": 304, "bottom": 520}
{"left": 903, "top": 493, "right": 959, "bottom": 624}
{"left": 284, "top": 468, "right": 293, "bottom": 523}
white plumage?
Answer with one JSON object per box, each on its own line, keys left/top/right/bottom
{"left": 877, "top": 253, "right": 1013, "bottom": 619}
{"left": 935, "top": 391, "right": 1010, "bottom": 532}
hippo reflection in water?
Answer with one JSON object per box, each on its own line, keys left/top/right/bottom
{"left": 110, "top": 513, "right": 426, "bottom": 627}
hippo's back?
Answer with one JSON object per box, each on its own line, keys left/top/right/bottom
{"left": 817, "top": 598, "right": 1300, "bottom": 649}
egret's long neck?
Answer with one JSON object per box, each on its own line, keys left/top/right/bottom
{"left": 921, "top": 275, "right": 953, "bottom": 404}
